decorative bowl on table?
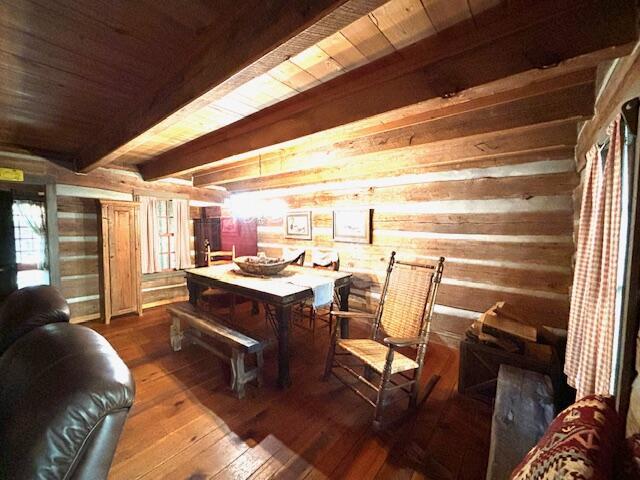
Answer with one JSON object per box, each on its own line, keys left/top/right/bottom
{"left": 233, "top": 255, "right": 292, "bottom": 276}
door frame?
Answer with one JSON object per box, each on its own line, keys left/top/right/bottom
{"left": 615, "top": 98, "right": 640, "bottom": 421}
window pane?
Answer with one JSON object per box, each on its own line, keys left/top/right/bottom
{"left": 170, "top": 253, "right": 176, "bottom": 269}
{"left": 167, "top": 200, "right": 173, "bottom": 217}
{"left": 161, "top": 237, "right": 169, "bottom": 253}
{"left": 12, "top": 200, "right": 47, "bottom": 272}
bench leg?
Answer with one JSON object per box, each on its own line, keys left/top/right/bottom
{"left": 170, "top": 316, "right": 184, "bottom": 352}
{"left": 231, "top": 349, "right": 246, "bottom": 399}
{"left": 256, "top": 350, "right": 264, "bottom": 387}
{"left": 230, "top": 350, "right": 238, "bottom": 391}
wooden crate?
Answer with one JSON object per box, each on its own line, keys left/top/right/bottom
{"left": 458, "top": 339, "right": 554, "bottom": 403}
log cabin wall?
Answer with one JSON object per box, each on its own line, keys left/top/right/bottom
{"left": 256, "top": 161, "right": 576, "bottom": 346}
{"left": 58, "top": 196, "right": 197, "bottom": 323}
{"left": 195, "top": 69, "right": 600, "bottom": 336}
{"left": 57, "top": 196, "right": 100, "bottom": 322}
{"left": 238, "top": 74, "right": 596, "bottom": 346}
{"left": 0, "top": 152, "right": 218, "bottom": 322}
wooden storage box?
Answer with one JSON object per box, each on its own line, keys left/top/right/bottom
{"left": 458, "top": 339, "right": 554, "bottom": 403}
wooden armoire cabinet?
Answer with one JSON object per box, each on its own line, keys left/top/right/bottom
{"left": 98, "top": 200, "right": 142, "bottom": 323}
{"left": 220, "top": 217, "right": 257, "bottom": 257}
{"left": 193, "top": 217, "right": 220, "bottom": 267}
{"left": 193, "top": 215, "right": 258, "bottom": 266}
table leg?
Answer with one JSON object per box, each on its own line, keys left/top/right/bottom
{"left": 276, "top": 305, "right": 292, "bottom": 388}
{"left": 187, "top": 281, "right": 203, "bottom": 307}
{"left": 338, "top": 282, "right": 351, "bottom": 338}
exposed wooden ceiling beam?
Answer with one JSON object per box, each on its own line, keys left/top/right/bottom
{"left": 47, "top": 163, "right": 227, "bottom": 204}
{"left": 139, "top": 0, "right": 638, "bottom": 181}
{"left": 76, "top": 0, "right": 389, "bottom": 173}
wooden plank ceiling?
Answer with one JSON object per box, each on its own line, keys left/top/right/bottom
{"left": 0, "top": 0, "right": 503, "bottom": 170}
{"left": 1, "top": 0, "right": 220, "bottom": 157}
{"left": 102, "top": 0, "right": 503, "bottom": 171}
{"left": 0, "top": 0, "right": 390, "bottom": 164}
{"left": 0, "top": 0, "right": 637, "bottom": 186}
{"left": 136, "top": 0, "right": 636, "bottom": 185}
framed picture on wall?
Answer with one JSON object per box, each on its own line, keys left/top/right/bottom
{"left": 332, "top": 209, "right": 372, "bottom": 244}
{"left": 285, "top": 211, "right": 312, "bottom": 240}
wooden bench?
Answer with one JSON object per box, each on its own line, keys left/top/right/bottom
{"left": 167, "top": 302, "right": 265, "bottom": 399}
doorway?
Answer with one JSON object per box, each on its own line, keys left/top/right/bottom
{"left": 0, "top": 184, "right": 50, "bottom": 301}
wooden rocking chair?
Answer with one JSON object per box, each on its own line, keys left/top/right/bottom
{"left": 323, "top": 252, "right": 444, "bottom": 429}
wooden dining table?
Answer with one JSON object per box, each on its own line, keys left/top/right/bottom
{"left": 185, "top": 263, "right": 352, "bottom": 388}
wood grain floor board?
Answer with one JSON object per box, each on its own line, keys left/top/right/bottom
{"left": 329, "top": 347, "right": 450, "bottom": 477}
{"left": 90, "top": 305, "right": 491, "bottom": 479}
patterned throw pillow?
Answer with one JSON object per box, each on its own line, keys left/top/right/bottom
{"left": 510, "top": 395, "right": 620, "bottom": 480}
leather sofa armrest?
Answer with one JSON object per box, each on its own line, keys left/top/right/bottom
{"left": 0, "top": 285, "right": 70, "bottom": 355}
{"left": 0, "top": 323, "right": 135, "bottom": 479}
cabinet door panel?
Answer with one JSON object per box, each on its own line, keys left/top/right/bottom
{"left": 194, "top": 218, "right": 220, "bottom": 266}
{"left": 110, "top": 207, "right": 136, "bottom": 314}
{"left": 221, "top": 217, "right": 257, "bottom": 257}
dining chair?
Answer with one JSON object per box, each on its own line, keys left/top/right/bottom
{"left": 293, "top": 250, "right": 340, "bottom": 338}
{"left": 283, "top": 248, "right": 306, "bottom": 266}
{"left": 261, "top": 248, "right": 306, "bottom": 335}
{"left": 200, "top": 243, "right": 237, "bottom": 319}
{"left": 206, "top": 243, "right": 235, "bottom": 266}
{"left": 323, "top": 252, "right": 445, "bottom": 429}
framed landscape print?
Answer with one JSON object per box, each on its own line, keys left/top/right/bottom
{"left": 285, "top": 211, "right": 312, "bottom": 240}
{"left": 332, "top": 209, "right": 372, "bottom": 244}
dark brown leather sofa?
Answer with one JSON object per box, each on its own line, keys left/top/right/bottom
{"left": 0, "top": 286, "right": 135, "bottom": 479}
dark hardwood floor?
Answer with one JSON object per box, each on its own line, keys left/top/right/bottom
{"left": 89, "top": 304, "right": 492, "bottom": 479}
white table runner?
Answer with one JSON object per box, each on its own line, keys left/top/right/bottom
{"left": 285, "top": 273, "right": 334, "bottom": 307}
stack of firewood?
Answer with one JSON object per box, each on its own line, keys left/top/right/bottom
{"left": 466, "top": 302, "right": 542, "bottom": 355}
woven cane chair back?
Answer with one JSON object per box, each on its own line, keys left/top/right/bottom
{"left": 374, "top": 257, "right": 442, "bottom": 342}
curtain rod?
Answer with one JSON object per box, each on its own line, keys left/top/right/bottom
{"left": 595, "top": 97, "right": 639, "bottom": 149}
{"left": 622, "top": 97, "right": 639, "bottom": 136}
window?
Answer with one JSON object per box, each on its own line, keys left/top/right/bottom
{"left": 12, "top": 201, "right": 46, "bottom": 269}
{"left": 157, "top": 200, "right": 177, "bottom": 270}
{"left": 12, "top": 199, "right": 49, "bottom": 289}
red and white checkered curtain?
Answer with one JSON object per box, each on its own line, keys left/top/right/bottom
{"left": 565, "top": 115, "right": 623, "bottom": 399}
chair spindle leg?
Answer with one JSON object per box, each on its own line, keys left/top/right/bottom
{"left": 373, "top": 348, "right": 395, "bottom": 429}
{"left": 323, "top": 316, "right": 339, "bottom": 380}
